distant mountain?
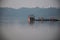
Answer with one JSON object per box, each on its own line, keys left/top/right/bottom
{"left": 0, "top": 7, "right": 60, "bottom": 22}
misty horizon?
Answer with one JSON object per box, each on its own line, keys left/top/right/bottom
{"left": 0, "top": 7, "right": 60, "bottom": 9}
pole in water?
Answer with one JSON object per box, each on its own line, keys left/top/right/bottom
{"left": 28, "top": 16, "right": 30, "bottom": 23}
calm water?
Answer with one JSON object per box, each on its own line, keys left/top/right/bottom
{"left": 0, "top": 7, "right": 60, "bottom": 40}
{"left": 1, "top": 20, "right": 60, "bottom": 40}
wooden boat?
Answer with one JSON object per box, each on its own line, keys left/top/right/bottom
{"left": 28, "top": 15, "right": 60, "bottom": 23}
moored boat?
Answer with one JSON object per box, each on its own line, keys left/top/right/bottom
{"left": 28, "top": 15, "right": 60, "bottom": 23}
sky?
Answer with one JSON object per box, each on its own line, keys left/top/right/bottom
{"left": 0, "top": 0, "right": 60, "bottom": 9}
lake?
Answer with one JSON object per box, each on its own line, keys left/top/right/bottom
{"left": 1, "top": 20, "right": 60, "bottom": 40}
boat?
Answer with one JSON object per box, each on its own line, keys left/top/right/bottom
{"left": 28, "top": 15, "right": 60, "bottom": 23}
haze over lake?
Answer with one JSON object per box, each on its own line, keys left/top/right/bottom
{"left": 1, "top": 7, "right": 60, "bottom": 40}
{"left": 0, "top": 0, "right": 60, "bottom": 40}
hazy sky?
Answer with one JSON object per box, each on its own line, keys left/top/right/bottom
{"left": 0, "top": 0, "right": 60, "bottom": 9}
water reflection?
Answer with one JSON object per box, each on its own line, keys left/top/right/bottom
{"left": 28, "top": 21, "right": 59, "bottom": 26}
{"left": 1, "top": 21, "right": 60, "bottom": 40}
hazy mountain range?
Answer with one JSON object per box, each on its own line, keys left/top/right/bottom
{"left": 0, "top": 7, "right": 60, "bottom": 22}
